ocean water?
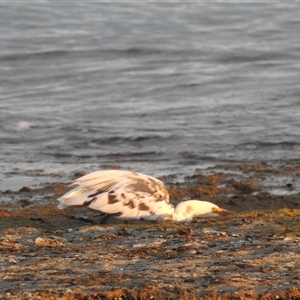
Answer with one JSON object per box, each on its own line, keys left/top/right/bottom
{"left": 1, "top": 2, "right": 300, "bottom": 190}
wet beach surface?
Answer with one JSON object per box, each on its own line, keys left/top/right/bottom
{"left": 1, "top": 162, "right": 300, "bottom": 300}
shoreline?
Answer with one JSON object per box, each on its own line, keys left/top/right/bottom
{"left": 1, "top": 161, "right": 300, "bottom": 299}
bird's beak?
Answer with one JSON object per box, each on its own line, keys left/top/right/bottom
{"left": 215, "top": 207, "right": 234, "bottom": 217}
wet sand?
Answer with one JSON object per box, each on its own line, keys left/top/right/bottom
{"left": 1, "top": 162, "right": 300, "bottom": 299}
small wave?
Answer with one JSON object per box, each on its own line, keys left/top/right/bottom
{"left": 91, "top": 134, "right": 171, "bottom": 145}
{"left": 238, "top": 141, "right": 300, "bottom": 150}
{"left": 96, "top": 151, "right": 158, "bottom": 159}
{"left": 109, "top": 47, "right": 162, "bottom": 57}
{"left": 3, "top": 121, "right": 34, "bottom": 132}
{"left": 216, "top": 51, "right": 296, "bottom": 64}
{"left": 0, "top": 50, "right": 69, "bottom": 62}
{"left": 16, "top": 121, "right": 33, "bottom": 130}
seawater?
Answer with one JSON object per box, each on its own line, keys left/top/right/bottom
{"left": 1, "top": 2, "right": 300, "bottom": 190}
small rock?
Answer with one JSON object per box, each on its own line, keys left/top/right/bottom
{"left": 185, "top": 249, "right": 197, "bottom": 254}
{"left": 35, "top": 236, "right": 67, "bottom": 248}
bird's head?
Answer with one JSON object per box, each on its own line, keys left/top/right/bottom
{"left": 172, "top": 200, "right": 234, "bottom": 222}
{"left": 211, "top": 205, "right": 234, "bottom": 217}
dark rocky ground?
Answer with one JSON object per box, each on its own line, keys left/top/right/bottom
{"left": 0, "top": 162, "right": 300, "bottom": 300}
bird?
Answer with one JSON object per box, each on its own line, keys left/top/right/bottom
{"left": 57, "top": 170, "right": 233, "bottom": 222}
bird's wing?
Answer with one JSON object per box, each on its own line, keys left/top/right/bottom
{"left": 73, "top": 170, "right": 169, "bottom": 202}
{"left": 57, "top": 170, "right": 173, "bottom": 220}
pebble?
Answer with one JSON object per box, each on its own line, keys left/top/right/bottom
{"left": 185, "top": 249, "right": 197, "bottom": 254}
{"left": 35, "top": 236, "right": 67, "bottom": 247}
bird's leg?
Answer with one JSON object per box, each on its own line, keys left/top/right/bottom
{"left": 100, "top": 214, "right": 112, "bottom": 224}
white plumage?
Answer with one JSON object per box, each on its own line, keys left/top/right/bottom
{"left": 57, "top": 170, "right": 233, "bottom": 222}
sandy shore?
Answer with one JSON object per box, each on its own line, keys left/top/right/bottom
{"left": 1, "top": 162, "right": 300, "bottom": 299}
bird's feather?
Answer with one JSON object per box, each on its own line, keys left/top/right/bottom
{"left": 58, "top": 170, "right": 173, "bottom": 220}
